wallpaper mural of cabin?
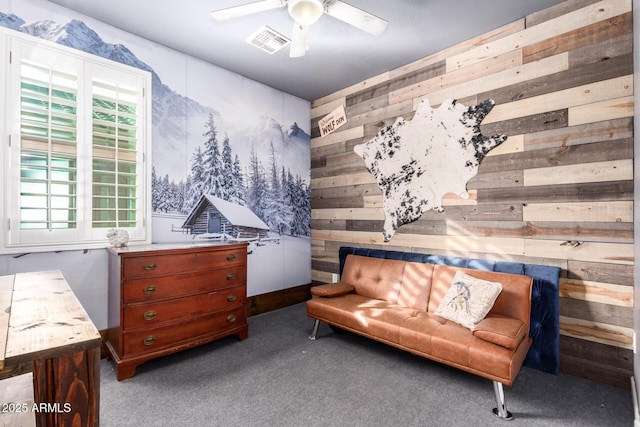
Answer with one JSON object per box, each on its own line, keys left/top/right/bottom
{"left": 0, "top": 0, "right": 312, "bottom": 297}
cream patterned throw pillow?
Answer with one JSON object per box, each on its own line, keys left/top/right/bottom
{"left": 434, "top": 270, "right": 503, "bottom": 330}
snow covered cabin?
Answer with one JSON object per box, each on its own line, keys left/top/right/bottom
{"left": 182, "top": 194, "right": 269, "bottom": 240}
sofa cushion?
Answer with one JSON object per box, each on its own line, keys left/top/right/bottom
{"left": 340, "top": 255, "right": 434, "bottom": 311}
{"left": 341, "top": 255, "right": 405, "bottom": 301}
{"left": 472, "top": 315, "right": 527, "bottom": 349}
{"left": 307, "top": 293, "right": 421, "bottom": 344}
{"left": 311, "top": 282, "right": 355, "bottom": 297}
{"left": 434, "top": 270, "right": 502, "bottom": 330}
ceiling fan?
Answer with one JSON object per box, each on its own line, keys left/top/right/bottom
{"left": 210, "top": 0, "right": 388, "bottom": 58}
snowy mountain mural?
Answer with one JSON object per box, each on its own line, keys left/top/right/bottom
{"left": 0, "top": 10, "right": 311, "bottom": 236}
{"left": 0, "top": 12, "right": 217, "bottom": 180}
{"left": 0, "top": 0, "right": 311, "bottom": 296}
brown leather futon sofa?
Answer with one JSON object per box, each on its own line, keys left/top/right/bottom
{"left": 307, "top": 254, "right": 534, "bottom": 420}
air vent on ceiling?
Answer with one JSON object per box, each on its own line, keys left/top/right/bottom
{"left": 246, "top": 26, "right": 291, "bottom": 54}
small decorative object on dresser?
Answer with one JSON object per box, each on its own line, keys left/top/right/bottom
{"left": 105, "top": 242, "right": 248, "bottom": 380}
{"left": 106, "top": 228, "right": 129, "bottom": 247}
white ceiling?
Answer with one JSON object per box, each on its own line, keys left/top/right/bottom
{"left": 45, "top": 0, "right": 565, "bottom": 101}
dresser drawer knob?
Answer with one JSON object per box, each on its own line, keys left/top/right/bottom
{"left": 226, "top": 314, "right": 236, "bottom": 323}
{"left": 227, "top": 294, "right": 236, "bottom": 302}
{"left": 143, "top": 262, "right": 157, "bottom": 271}
{"left": 226, "top": 254, "right": 237, "bottom": 261}
{"left": 143, "top": 335, "right": 156, "bottom": 346}
{"left": 143, "top": 285, "right": 156, "bottom": 294}
{"left": 143, "top": 310, "right": 157, "bottom": 321}
{"left": 226, "top": 273, "right": 236, "bottom": 280}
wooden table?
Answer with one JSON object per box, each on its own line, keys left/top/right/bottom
{"left": 0, "top": 270, "right": 101, "bottom": 427}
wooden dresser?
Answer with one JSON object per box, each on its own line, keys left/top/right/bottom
{"left": 106, "top": 242, "right": 248, "bottom": 380}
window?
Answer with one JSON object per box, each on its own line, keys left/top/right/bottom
{"left": 1, "top": 29, "right": 151, "bottom": 253}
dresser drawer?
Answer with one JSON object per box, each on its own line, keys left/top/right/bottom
{"left": 123, "top": 266, "right": 246, "bottom": 303}
{"left": 122, "top": 249, "right": 246, "bottom": 279}
{"left": 123, "top": 307, "right": 246, "bottom": 356}
{"left": 123, "top": 285, "right": 246, "bottom": 330}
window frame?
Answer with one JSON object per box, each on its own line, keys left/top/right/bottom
{"left": 0, "top": 27, "right": 152, "bottom": 254}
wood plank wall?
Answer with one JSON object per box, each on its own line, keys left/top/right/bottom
{"left": 309, "top": 0, "right": 634, "bottom": 389}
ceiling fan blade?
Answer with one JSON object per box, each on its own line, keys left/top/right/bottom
{"left": 289, "top": 23, "right": 308, "bottom": 58}
{"left": 211, "top": 0, "right": 286, "bottom": 21}
{"left": 325, "top": 0, "right": 388, "bottom": 36}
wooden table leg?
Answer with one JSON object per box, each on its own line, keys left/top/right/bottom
{"left": 32, "top": 346, "right": 100, "bottom": 427}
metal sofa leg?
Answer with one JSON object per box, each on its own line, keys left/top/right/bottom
{"left": 308, "top": 319, "right": 320, "bottom": 340}
{"left": 492, "top": 381, "right": 513, "bottom": 421}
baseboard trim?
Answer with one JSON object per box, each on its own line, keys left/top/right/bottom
{"left": 246, "top": 283, "right": 312, "bottom": 317}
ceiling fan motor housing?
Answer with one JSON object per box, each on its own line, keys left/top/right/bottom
{"left": 288, "top": 0, "right": 324, "bottom": 25}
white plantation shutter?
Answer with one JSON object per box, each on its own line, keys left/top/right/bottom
{"left": 90, "top": 75, "right": 143, "bottom": 235}
{"left": 9, "top": 44, "right": 85, "bottom": 246}
{"left": 2, "top": 30, "right": 150, "bottom": 253}
{"left": 19, "top": 59, "right": 79, "bottom": 231}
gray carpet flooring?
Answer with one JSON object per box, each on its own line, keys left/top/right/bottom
{"left": 100, "top": 303, "right": 634, "bottom": 426}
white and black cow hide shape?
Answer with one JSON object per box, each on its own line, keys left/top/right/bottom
{"left": 353, "top": 98, "right": 507, "bottom": 242}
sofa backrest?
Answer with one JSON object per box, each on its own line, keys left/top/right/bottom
{"left": 341, "top": 254, "right": 434, "bottom": 311}
{"left": 428, "top": 265, "right": 533, "bottom": 328}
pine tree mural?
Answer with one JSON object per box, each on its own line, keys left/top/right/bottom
{"left": 151, "top": 166, "right": 159, "bottom": 212}
{"left": 246, "top": 145, "right": 267, "bottom": 221}
{"left": 202, "top": 113, "right": 224, "bottom": 198}
{"left": 188, "top": 145, "right": 205, "bottom": 210}
{"left": 230, "top": 154, "right": 245, "bottom": 204}
{"left": 261, "top": 141, "right": 291, "bottom": 234}
{"left": 220, "top": 134, "right": 234, "bottom": 201}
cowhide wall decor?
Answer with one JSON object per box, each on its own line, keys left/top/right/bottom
{"left": 353, "top": 98, "right": 507, "bottom": 241}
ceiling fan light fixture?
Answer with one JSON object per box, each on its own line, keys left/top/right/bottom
{"left": 288, "top": 0, "right": 324, "bottom": 26}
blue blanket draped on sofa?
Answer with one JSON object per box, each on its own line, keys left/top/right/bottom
{"left": 338, "top": 247, "right": 561, "bottom": 375}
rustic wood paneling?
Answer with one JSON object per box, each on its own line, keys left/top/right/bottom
{"left": 522, "top": 159, "right": 632, "bottom": 187}
{"left": 481, "top": 52, "right": 632, "bottom": 106}
{"left": 560, "top": 315, "right": 633, "bottom": 348}
{"left": 560, "top": 296, "right": 632, "bottom": 328}
{"left": 561, "top": 334, "right": 633, "bottom": 370}
{"left": 481, "top": 109, "right": 569, "bottom": 138}
{"left": 347, "top": 61, "right": 446, "bottom": 107}
{"left": 523, "top": 11, "right": 632, "bottom": 63}
{"left": 403, "top": 53, "right": 570, "bottom": 109}
{"left": 560, "top": 278, "right": 633, "bottom": 307}
{"left": 478, "top": 180, "right": 633, "bottom": 205}
{"left": 389, "top": 50, "right": 523, "bottom": 106}
{"left": 526, "top": 0, "right": 602, "bottom": 27}
{"left": 310, "top": 0, "right": 634, "bottom": 388}
{"left": 524, "top": 117, "right": 632, "bottom": 150}
{"left": 522, "top": 200, "right": 633, "bottom": 222}
{"left": 569, "top": 95, "right": 634, "bottom": 126}
{"left": 480, "top": 138, "right": 632, "bottom": 173}
{"left": 567, "top": 260, "right": 634, "bottom": 285}
{"left": 446, "top": 220, "right": 632, "bottom": 243}
{"left": 446, "top": 0, "right": 629, "bottom": 70}
{"left": 560, "top": 339, "right": 632, "bottom": 390}
{"left": 484, "top": 75, "right": 632, "bottom": 124}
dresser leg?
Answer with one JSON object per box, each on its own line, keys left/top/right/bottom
{"left": 32, "top": 346, "right": 100, "bottom": 427}
{"left": 116, "top": 362, "right": 138, "bottom": 381}
{"left": 237, "top": 325, "right": 249, "bottom": 340}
